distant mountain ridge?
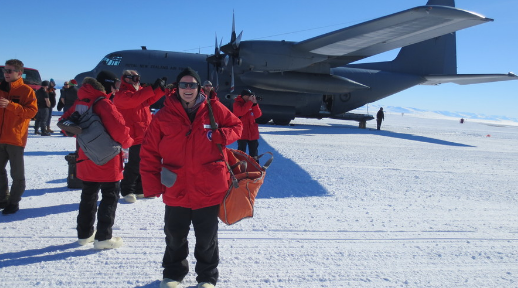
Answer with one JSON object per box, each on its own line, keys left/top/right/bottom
{"left": 354, "top": 105, "right": 518, "bottom": 124}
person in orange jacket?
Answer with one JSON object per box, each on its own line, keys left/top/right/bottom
{"left": 61, "top": 77, "right": 134, "bottom": 249}
{"left": 140, "top": 67, "right": 242, "bottom": 288}
{"left": 113, "top": 69, "right": 165, "bottom": 203}
{"left": 233, "top": 89, "right": 262, "bottom": 159}
{"left": 0, "top": 59, "right": 38, "bottom": 214}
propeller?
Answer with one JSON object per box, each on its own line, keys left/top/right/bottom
{"left": 220, "top": 11, "right": 243, "bottom": 92}
{"left": 206, "top": 11, "right": 243, "bottom": 92}
{"left": 207, "top": 34, "right": 225, "bottom": 91}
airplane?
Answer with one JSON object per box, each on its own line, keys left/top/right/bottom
{"left": 75, "top": 0, "right": 517, "bottom": 127}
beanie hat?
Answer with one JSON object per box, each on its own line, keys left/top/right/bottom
{"left": 96, "top": 70, "right": 119, "bottom": 92}
{"left": 203, "top": 80, "right": 212, "bottom": 86}
{"left": 176, "top": 67, "right": 201, "bottom": 87}
{"left": 69, "top": 79, "right": 78, "bottom": 86}
{"left": 41, "top": 80, "right": 49, "bottom": 87}
{"left": 241, "top": 89, "right": 253, "bottom": 96}
{"left": 50, "top": 78, "right": 55, "bottom": 84}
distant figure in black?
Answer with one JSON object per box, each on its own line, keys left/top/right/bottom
{"left": 376, "top": 107, "right": 384, "bottom": 130}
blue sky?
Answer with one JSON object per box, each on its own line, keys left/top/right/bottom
{"left": 1, "top": 0, "right": 516, "bottom": 118}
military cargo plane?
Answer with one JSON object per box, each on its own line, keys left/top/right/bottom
{"left": 75, "top": 0, "right": 517, "bottom": 127}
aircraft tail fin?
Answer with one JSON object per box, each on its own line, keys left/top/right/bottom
{"left": 347, "top": 0, "right": 458, "bottom": 76}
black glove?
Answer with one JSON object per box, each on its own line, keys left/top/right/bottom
{"left": 0, "top": 81, "right": 10, "bottom": 93}
{"left": 152, "top": 77, "right": 167, "bottom": 92}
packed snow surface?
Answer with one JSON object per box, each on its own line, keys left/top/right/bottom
{"left": 1, "top": 112, "right": 517, "bottom": 287}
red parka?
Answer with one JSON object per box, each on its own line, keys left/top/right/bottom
{"left": 233, "top": 95, "right": 262, "bottom": 140}
{"left": 113, "top": 81, "right": 164, "bottom": 145}
{"left": 62, "top": 84, "right": 134, "bottom": 182}
{"left": 140, "top": 91, "right": 243, "bottom": 209}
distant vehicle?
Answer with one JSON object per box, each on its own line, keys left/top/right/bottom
{"left": 0, "top": 65, "right": 42, "bottom": 91}
{"left": 75, "top": 0, "right": 517, "bottom": 127}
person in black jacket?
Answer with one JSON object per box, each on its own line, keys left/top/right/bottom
{"left": 376, "top": 107, "right": 384, "bottom": 130}
{"left": 46, "top": 79, "right": 57, "bottom": 133}
{"left": 34, "top": 80, "right": 51, "bottom": 136}
{"left": 61, "top": 79, "right": 78, "bottom": 114}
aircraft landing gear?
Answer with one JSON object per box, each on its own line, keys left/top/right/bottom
{"left": 359, "top": 120, "right": 367, "bottom": 129}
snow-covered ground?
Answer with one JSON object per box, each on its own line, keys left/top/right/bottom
{"left": 1, "top": 111, "right": 517, "bottom": 287}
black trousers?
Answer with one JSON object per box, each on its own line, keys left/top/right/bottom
{"left": 77, "top": 181, "right": 120, "bottom": 241}
{"left": 0, "top": 144, "right": 25, "bottom": 204}
{"left": 237, "top": 139, "right": 259, "bottom": 158}
{"left": 163, "top": 205, "right": 219, "bottom": 285}
{"left": 120, "top": 144, "right": 142, "bottom": 196}
{"left": 35, "top": 107, "right": 49, "bottom": 132}
{"left": 376, "top": 119, "right": 383, "bottom": 130}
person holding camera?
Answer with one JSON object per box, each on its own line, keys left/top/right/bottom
{"left": 113, "top": 70, "right": 166, "bottom": 203}
{"left": 233, "top": 89, "right": 262, "bottom": 159}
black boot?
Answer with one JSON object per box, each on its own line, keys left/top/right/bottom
{"left": 2, "top": 203, "right": 19, "bottom": 215}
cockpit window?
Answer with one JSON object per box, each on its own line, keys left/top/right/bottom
{"left": 100, "top": 54, "right": 122, "bottom": 66}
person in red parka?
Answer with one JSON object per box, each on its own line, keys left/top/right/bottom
{"left": 140, "top": 67, "right": 242, "bottom": 288}
{"left": 113, "top": 69, "right": 166, "bottom": 203}
{"left": 233, "top": 89, "right": 262, "bottom": 159}
{"left": 61, "top": 77, "right": 133, "bottom": 249}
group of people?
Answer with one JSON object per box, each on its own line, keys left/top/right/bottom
{"left": 0, "top": 58, "right": 263, "bottom": 288}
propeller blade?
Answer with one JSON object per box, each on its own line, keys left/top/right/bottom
{"left": 230, "top": 11, "right": 236, "bottom": 44}
{"left": 234, "top": 31, "right": 243, "bottom": 49}
{"left": 215, "top": 70, "right": 219, "bottom": 92}
{"left": 230, "top": 65, "right": 235, "bottom": 93}
{"left": 214, "top": 33, "right": 219, "bottom": 55}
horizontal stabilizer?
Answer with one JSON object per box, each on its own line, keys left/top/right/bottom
{"left": 422, "top": 72, "right": 518, "bottom": 85}
{"left": 295, "top": 5, "right": 492, "bottom": 62}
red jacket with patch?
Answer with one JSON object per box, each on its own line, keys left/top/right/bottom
{"left": 140, "top": 91, "right": 242, "bottom": 209}
{"left": 62, "top": 84, "right": 134, "bottom": 182}
{"left": 233, "top": 95, "right": 262, "bottom": 140}
{"left": 113, "top": 82, "right": 164, "bottom": 145}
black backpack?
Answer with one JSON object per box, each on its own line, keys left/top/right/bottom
{"left": 76, "top": 97, "right": 122, "bottom": 166}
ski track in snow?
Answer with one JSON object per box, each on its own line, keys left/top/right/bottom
{"left": 1, "top": 113, "right": 518, "bottom": 287}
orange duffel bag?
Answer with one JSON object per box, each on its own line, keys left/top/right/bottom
{"left": 218, "top": 149, "right": 273, "bottom": 225}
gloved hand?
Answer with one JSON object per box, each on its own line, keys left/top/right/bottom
{"left": 152, "top": 77, "right": 167, "bottom": 92}
{"left": 0, "top": 81, "right": 10, "bottom": 93}
{"left": 211, "top": 129, "right": 225, "bottom": 144}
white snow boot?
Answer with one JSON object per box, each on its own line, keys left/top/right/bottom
{"left": 160, "top": 278, "right": 182, "bottom": 288}
{"left": 198, "top": 282, "right": 215, "bottom": 288}
{"left": 123, "top": 193, "right": 137, "bottom": 203}
{"left": 93, "top": 237, "right": 123, "bottom": 249}
{"left": 77, "top": 231, "right": 96, "bottom": 245}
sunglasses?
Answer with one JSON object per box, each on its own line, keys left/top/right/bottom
{"left": 124, "top": 75, "right": 140, "bottom": 82}
{"left": 2, "top": 68, "right": 18, "bottom": 74}
{"left": 178, "top": 82, "right": 198, "bottom": 89}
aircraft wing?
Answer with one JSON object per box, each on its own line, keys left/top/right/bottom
{"left": 295, "top": 5, "right": 492, "bottom": 62}
{"left": 422, "top": 73, "right": 518, "bottom": 85}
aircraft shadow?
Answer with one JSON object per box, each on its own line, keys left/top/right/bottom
{"left": 227, "top": 138, "right": 329, "bottom": 199}
{"left": 0, "top": 203, "right": 78, "bottom": 223}
{"left": 260, "top": 123, "right": 475, "bottom": 147}
{"left": 0, "top": 242, "right": 96, "bottom": 269}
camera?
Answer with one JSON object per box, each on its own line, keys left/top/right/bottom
{"left": 253, "top": 95, "right": 263, "bottom": 101}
